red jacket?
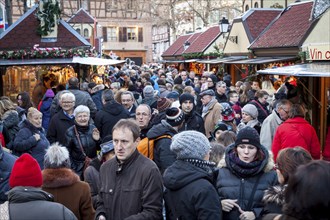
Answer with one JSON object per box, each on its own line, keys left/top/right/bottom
{"left": 272, "top": 117, "right": 321, "bottom": 161}
{"left": 323, "top": 125, "right": 330, "bottom": 161}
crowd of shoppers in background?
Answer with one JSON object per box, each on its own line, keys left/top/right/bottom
{"left": 0, "top": 62, "right": 329, "bottom": 220}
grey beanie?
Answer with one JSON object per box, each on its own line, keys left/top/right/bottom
{"left": 44, "top": 142, "right": 71, "bottom": 169}
{"left": 143, "top": 85, "right": 154, "bottom": 98}
{"left": 171, "top": 130, "right": 210, "bottom": 160}
{"left": 242, "top": 104, "right": 258, "bottom": 119}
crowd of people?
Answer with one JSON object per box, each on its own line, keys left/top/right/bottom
{"left": 0, "top": 62, "right": 330, "bottom": 220}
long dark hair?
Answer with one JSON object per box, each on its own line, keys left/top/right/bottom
{"left": 283, "top": 160, "right": 330, "bottom": 220}
{"left": 17, "top": 92, "right": 33, "bottom": 109}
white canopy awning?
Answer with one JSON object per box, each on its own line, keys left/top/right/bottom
{"left": 257, "top": 62, "right": 330, "bottom": 77}
{"left": 72, "top": 56, "right": 126, "bottom": 66}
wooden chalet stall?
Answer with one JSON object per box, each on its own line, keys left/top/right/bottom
{"left": 0, "top": 3, "right": 95, "bottom": 101}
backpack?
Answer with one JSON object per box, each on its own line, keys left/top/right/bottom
{"left": 137, "top": 135, "right": 172, "bottom": 160}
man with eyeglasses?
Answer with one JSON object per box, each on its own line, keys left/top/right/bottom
{"left": 215, "top": 81, "right": 228, "bottom": 103}
{"left": 47, "top": 91, "right": 76, "bottom": 145}
{"left": 260, "top": 99, "right": 292, "bottom": 150}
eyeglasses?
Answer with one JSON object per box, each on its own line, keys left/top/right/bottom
{"left": 232, "top": 96, "right": 239, "bottom": 98}
{"left": 62, "top": 101, "right": 75, "bottom": 104}
{"left": 207, "top": 80, "right": 213, "bottom": 83}
{"left": 280, "top": 106, "right": 289, "bottom": 114}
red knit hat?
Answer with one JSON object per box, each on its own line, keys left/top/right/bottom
{"left": 9, "top": 153, "right": 43, "bottom": 188}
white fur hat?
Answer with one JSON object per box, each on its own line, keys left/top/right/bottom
{"left": 44, "top": 142, "right": 71, "bottom": 169}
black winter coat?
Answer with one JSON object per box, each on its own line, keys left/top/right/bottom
{"left": 179, "top": 111, "right": 205, "bottom": 134}
{"left": 147, "top": 120, "right": 177, "bottom": 173}
{"left": 163, "top": 160, "right": 222, "bottom": 220}
{"left": 47, "top": 110, "right": 75, "bottom": 146}
{"left": 94, "top": 101, "right": 130, "bottom": 139}
{"left": 249, "top": 99, "right": 269, "bottom": 124}
{"left": 65, "top": 124, "right": 100, "bottom": 178}
{"left": 7, "top": 187, "right": 77, "bottom": 220}
{"left": 216, "top": 143, "right": 278, "bottom": 220}
{"left": 96, "top": 150, "right": 163, "bottom": 220}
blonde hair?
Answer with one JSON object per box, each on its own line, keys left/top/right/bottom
{"left": 27, "top": 107, "right": 42, "bottom": 119}
{"left": 0, "top": 96, "right": 17, "bottom": 118}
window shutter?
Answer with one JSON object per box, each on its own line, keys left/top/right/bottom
{"left": 138, "top": 27, "right": 143, "bottom": 42}
{"left": 103, "top": 27, "right": 108, "bottom": 42}
{"left": 119, "top": 27, "right": 127, "bottom": 42}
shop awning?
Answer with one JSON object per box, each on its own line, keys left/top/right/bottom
{"left": 223, "top": 56, "right": 297, "bottom": 64}
{"left": 72, "top": 57, "right": 126, "bottom": 65}
{"left": 197, "top": 56, "right": 247, "bottom": 64}
{"left": 257, "top": 62, "right": 330, "bottom": 77}
{"left": 160, "top": 59, "right": 199, "bottom": 63}
{"left": 0, "top": 58, "right": 73, "bottom": 66}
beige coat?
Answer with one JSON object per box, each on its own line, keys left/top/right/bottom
{"left": 203, "top": 101, "right": 223, "bottom": 138}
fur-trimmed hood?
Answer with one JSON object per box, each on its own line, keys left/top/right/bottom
{"left": 2, "top": 110, "right": 20, "bottom": 128}
{"left": 262, "top": 184, "right": 286, "bottom": 205}
{"left": 42, "top": 168, "right": 80, "bottom": 188}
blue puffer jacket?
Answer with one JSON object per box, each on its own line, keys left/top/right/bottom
{"left": 0, "top": 147, "right": 17, "bottom": 203}
{"left": 13, "top": 120, "right": 49, "bottom": 170}
{"left": 216, "top": 143, "right": 278, "bottom": 220}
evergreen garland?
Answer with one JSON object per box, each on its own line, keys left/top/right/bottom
{"left": 35, "top": 0, "right": 61, "bottom": 36}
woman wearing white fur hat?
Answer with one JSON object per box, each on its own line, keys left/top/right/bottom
{"left": 163, "top": 130, "right": 222, "bottom": 220}
{"left": 42, "top": 142, "right": 95, "bottom": 220}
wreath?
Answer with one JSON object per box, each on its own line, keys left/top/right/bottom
{"left": 35, "top": 0, "right": 61, "bottom": 36}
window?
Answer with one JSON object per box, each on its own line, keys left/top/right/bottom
{"left": 83, "top": 28, "right": 89, "bottom": 37}
{"left": 245, "top": 5, "right": 250, "bottom": 11}
{"left": 107, "top": 27, "right": 117, "bottom": 41}
{"left": 76, "top": 28, "right": 81, "bottom": 35}
{"left": 254, "top": 2, "right": 259, "bottom": 8}
{"left": 127, "top": 0, "right": 133, "bottom": 10}
{"left": 127, "top": 27, "right": 136, "bottom": 41}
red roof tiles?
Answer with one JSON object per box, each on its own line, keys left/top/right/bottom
{"left": 250, "top": 1, "right": 314, "bottom": 49}
{"left": 162, "top": 34, "right": 192, "bottom": 57}
{"left": 183, "top": 26, "right": 219, "bottom": 54}
{"left": 245, "top": 10, "right": 281, "bottom": 41}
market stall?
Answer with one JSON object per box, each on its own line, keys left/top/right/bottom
{"left": 257, "top": 61, "right": 330, "bottom": 149}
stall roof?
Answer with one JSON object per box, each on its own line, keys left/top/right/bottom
{"left": 223, "top": 56, "right": 296, "bottom": 64}
{"left": 160, "top": 59, "right": 199, "bottom": 63}
{"left": 197, "top": 56, "right": 247, "bottom": 64}
{"left": 72, "top": 57, "right": 126, "bottom": 65}
{"left": 0, "top": 58, "right": 73, "bottom": 66}
{"left": 257, "top": 62, "right": 330, "bottom": 77}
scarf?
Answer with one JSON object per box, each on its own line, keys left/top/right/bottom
{"left": 228, "top": 150, "right": 264, "bottom": 178}
{"left": 182, "top": 158, "right": 216, "bottom": 173}
{"left": 202, "top": 97, "right": 217, "bottom": 118}
{"left": 237, "top": 119, "right": 260, "bottom": 131}
{"left": 74, "top": 122, "right": 89, "bottom": 133}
